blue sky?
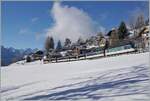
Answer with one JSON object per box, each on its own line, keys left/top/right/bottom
{"left": 2, "top": 1, "right": 149, "bottom": 49}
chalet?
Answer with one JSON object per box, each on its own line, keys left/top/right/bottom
{"left": 24, "top": 50, "right": 44, "bottom": 62}
{"left": 133, "top": 25, "right": 149, "bottom": 52}
{"left": 107, "top": 28, "right": 119, "bottom": 46}
{"left": 98, "top": 37, "right": 106, "bottom": 48}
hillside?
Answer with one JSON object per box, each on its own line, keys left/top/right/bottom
{"left": 1, "top": 52, "right": 150, "bottom": 101}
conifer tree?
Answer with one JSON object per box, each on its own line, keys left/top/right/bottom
{"left": 45, "top": 36, "right": 55, "bottom": 52}
{"left": 118, "top": 21, "right": 128, "bottom": 39}
{"left": 56, "top": 40, "right": 62, "bottom": 51}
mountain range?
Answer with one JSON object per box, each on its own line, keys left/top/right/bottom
{"left": 1, "top": 46, "right": 38, "bottom": 66}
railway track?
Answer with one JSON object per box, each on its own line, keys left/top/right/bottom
{"left": 44, "top": 48, "right": 138, "bottom": 64}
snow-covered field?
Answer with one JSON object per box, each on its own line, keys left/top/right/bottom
{"left": 1, "top": 52, "right": 150, "bottom": 101}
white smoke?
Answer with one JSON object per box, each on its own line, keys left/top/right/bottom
{"left": 46, "top": 2, "right": 105, "bottom": 43}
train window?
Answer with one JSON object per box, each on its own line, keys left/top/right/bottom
{"left": 124, "top": 45, "right": 131, "bottom": 49}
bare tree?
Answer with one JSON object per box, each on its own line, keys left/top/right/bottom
{"left": 135, "top": 14, "right": 145, "bottom": 29}
{"left": 129, "top": 13, "right": 145, "bottom": 30}
{"left": 129, "top": 15, "right": 136, "bottom": 30}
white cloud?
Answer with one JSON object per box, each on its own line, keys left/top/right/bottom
{"left": 31, "top": 17, "right": 39, "bottom": 22}
{"left": 46, "top": 2, "right": 105, "bottom": 43}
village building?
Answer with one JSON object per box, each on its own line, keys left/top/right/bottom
{"left": 107, "top": 28, "right": 120, "bottom": 47}
{"left": 133, "top": 25, "right": 149, "bottom": 52}
{"left": 24, "top": 50, "right": 44, "bottom": 62}
{"left": 32, "top": 50, "right": 44, "bottom": 60}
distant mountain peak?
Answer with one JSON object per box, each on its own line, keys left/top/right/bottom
{"left": 1, "top": 46, "right": 39, "bottom": 66}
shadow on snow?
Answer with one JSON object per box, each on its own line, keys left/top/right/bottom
{"left": 23, "top": 64, "right": 150, "bottom": 100}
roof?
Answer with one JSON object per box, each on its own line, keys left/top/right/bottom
{"left": 107, "top": 28, "right": 117, "bottom": 36}
{"left": 107, "top": 30, "right": 113, "bottom": 36}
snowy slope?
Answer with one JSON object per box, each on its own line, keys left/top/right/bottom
{"left": 1, "top": 52, "right": 150, "bottom": 101}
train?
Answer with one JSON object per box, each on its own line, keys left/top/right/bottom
{"left": 44, "top": 44, "right": 136, "bottom": 63}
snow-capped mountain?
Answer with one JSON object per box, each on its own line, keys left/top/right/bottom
{"left": 1, "top": 46, "right": 38, "bottom": 66}
{"left": 1, "top": 52, "right": 149, "bottom": 101}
